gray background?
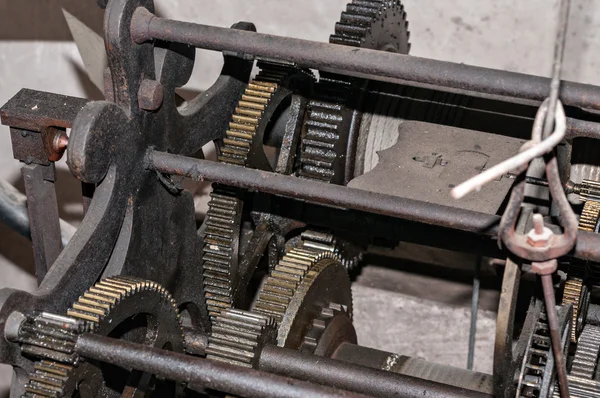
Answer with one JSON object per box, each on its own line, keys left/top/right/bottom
{"left": 0, "top": 0, "right": 598, "bottom": 394}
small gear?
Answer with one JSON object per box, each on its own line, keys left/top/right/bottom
{"left": 578, "top": 199, "right": 600, "bottom": 232}
{"left": 562, "top": 277, "right": 586, "bottom": 343}
{"left": 22, "top": 276, "right": 184, "bottom": 398}
{"left": 300, "top": 302, "right": 357, "bottom": 357}
{"left": 300, "top": 230, "right": 363, "bottom": 271}
{"left": 253, "top": 247, "right": 352, "bottom": 349}
{"left": 206, "top": 309, "right": 276, "bottom": 369}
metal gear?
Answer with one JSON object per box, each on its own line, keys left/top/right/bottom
{"left": 22, "top": 276, "right": 184, "bottom": 398}
{"left": 203, "top": 62, "right": 312, "bottom": 319}
{"left": 206, "top": 309, "right": 276, "bottom": 369}
{"left": 297, "top": 0, "right": 410, "bottom": 184}
{"left": 253, "top": 247, "right": 352, "bottom": 349}
{"left": 551, "top": 324, "right": 600, "bottom": 397}
{"left": 299, "top": 230, "right": 363, "bottom": 271}
{"left": 562, "top": 198, "right": 600, "bottom": 342}
{"left": 299, "top": 302, "right": 357, "bottom": 357}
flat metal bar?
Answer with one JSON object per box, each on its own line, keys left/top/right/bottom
{"left": 21, "top": 164, "right": 62, "bottom": 284}
{"left": 259, "top": 345, "right": 493, "bottom": 398}
{"left": 0, "top": 89, "right": 89, "bottom": 132}
{"left": 147, "top": 150, "right": 501, "bottom": 234}
{"left": 76, "top": 334, "right": 367, "bottom": 398}
{"left": 132, "top": 11, "right": 600, "bottom": 112}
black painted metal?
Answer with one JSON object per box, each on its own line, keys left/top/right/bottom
{"left": 259, "top": 345, "right": 492, "bottom": 398}
{"left": 76, "top": 333, "right": 367, "bottom": 398}
{"left": 21, "top": 164, "right": 62, "bottom": 284}
{"left": 131, "top": 8, "right": 600, "bottom": 112}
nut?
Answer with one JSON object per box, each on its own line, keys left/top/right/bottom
{"left": 138, "top": 79, "right": 164, "bottom": 111}
{"left": 526, "top": 226, "right": 553, "bottom": 247}
{"left": 531, "top": 259, "right": 558, "bottom": 275}
{"left": 526, "top": 213, "right": 554, "bottom": 247}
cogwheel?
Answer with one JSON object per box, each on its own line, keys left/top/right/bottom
{"left": 562, "top": 199, "right": 600, "bottom": 343}
{"left": 551, "top": 325, "right": 600, "bottom": 397}
{"left": 299, "top": 302, "right": 357, "bottom": 357}
{"left": 253, "top": 247, "right": 352, "bottom": 349}
{"left": 22, "top": 276, "right": 184, "bottom": 398}
{"left": 299, "top": 230, "right": 363, "bottom": 271}
{"left": 206, "top": 309, "right": 276, "bottom": 369}
{"left": 203, "top": 63, "right": 312, "bottom": 320}
{"left": 578, "top": 199, "right": 600, "bottom": 232}
{"left": 298, "top": 0, "right": 410, "bottom": 184}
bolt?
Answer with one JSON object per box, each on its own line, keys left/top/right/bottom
{"left": 4, "top": 311, "right": 25, "bottom": 342}
{"left": 526, "top": 213, "right": 554, "bottom": 247}
{"left": 138, "top": 79, "right": 164, "bottom": 111}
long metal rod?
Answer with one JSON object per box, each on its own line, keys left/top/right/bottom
{"left": 130, "top": 8, "right": 600, "bottom": 111}
{"left": 147, "top": 150, "right": 500, "bottom": 234}
{"left": 258, "top": 345, "right": 492, "bottom": 398}
{"left": 541, "top": 274, "right": 570, "bottom": 397}
{"left": 467, "top": 255, "right": 482, "bottom": 370}
{"left": 147, "top": 150, "right": 600, "bottom": 262}
{"left": 76, "top": 334, "right": 366, "bottom": 398}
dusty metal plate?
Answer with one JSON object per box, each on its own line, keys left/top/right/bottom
{"left": 348, "top": 121, "right": 525, "bottom": 213}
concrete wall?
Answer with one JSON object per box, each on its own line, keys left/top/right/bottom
{"left": 1, "top": 0, "right": 598, "bottom": 394}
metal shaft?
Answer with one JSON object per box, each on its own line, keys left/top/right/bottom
{"left": 467, "top": 255, "right": 482, "bottom": 370}
{"left": 259, "top": 345, "right": 492, "bottom": 398}
{"left": 130, "top": 8, "right": 600, "bottom": 111}
{"left": 75, "top": 334, "right": 366, "bottom": 398}
{"left": 540, "top": 274, "right": 570, "bottom": 397}
{"left": 147, "top": 149, "right": 600, "bottom": 262}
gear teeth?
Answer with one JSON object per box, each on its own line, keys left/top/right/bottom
{"left": 300, "top": 303, "right": 351, "bottom": 355}
{"left": 253, "top": 248, "right": 338, "bottom": 323}
{"left": 570, "top": 325, "right": 600, "bottom": 379}
{"left": 300, "top": 230, "right": 363, "bottom": 271}
{"left": 22, "top": 276, "right": 183, "bottom": 398}
{"left": 202, "top": 188, "right": 243, "bottom": 319}
{"left": 204, "top": 63, "right": 311, "bottom": 321}
{"left": 562, "top": 277, "right": 585, "bottom": 343}
{"left": 206, "top": 309, "right": 276, "bottom": 368}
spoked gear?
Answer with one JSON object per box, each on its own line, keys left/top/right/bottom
{"left": 297, "top": 0, "right": 410, "bottom": 184}
{"left": 253, "top": 247, "right": 353, "bottom": 349}
{"left": 203, "top": 62, "right": 313, "bottom": 319}
{"left": 299, "top": 302, "right": 357, "bottom": 357}
{"left": 22, "top": 276, "right": 184, "bottom": 398}
{"left": 516, "top": 303, "right": 571, "bottom": 398}
{"left": 206, "top": 309, "right": 276, "bottom": 369}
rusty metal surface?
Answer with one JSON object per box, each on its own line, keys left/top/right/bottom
{"left": 130, "top": 7, "right": 600, "bottom": 112}
{"left": 347, "top": 121, "right": 525, "bottom": 213}
{"left": 0, "top": 89, "right": 89, "bottom": 132}
{"left": 76, "top": 334, "right": 367, "bottom": 398}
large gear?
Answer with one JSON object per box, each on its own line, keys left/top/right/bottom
{"left": 253, "top": 247, "right": 352, "bottom": 349}
{"left": 551, "top": 325, "right": 600, "bottom": 397}
{"left": 206, "top": 309, "right": 276, "bottom": 369}
{"left": 202, "top": 63, "right": 312, "bottom": 319}
{"left": 297, "top": 0, "right": 410, "bottom": 184}
{"left": 21, "top": 276, "right": 184, "bottom": 398}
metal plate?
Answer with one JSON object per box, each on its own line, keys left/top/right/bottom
{"left": 348, "top": 121, "right": 525, "bottom": 214}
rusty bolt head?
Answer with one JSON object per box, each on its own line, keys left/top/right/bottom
{"left": 531, "top": 259, "right": 558, "bottom": 275}
{"left": 138, "top": 79, "right": 164, "bottom": 111}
